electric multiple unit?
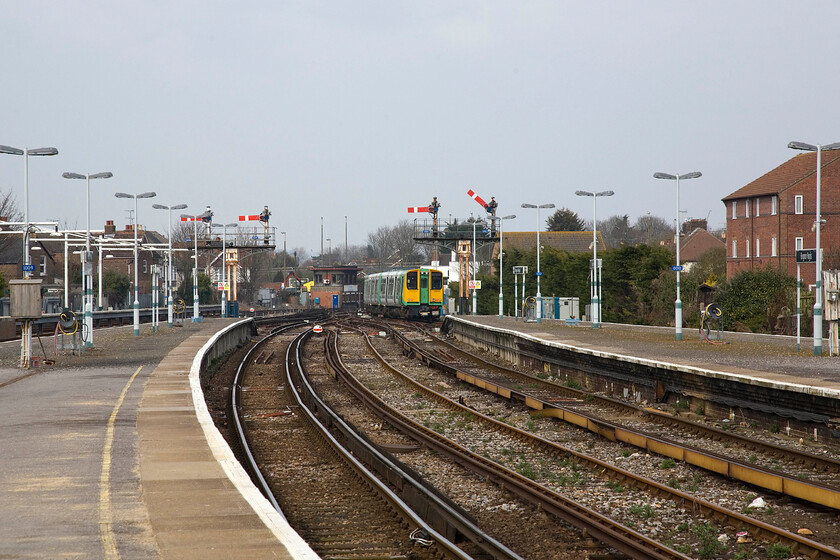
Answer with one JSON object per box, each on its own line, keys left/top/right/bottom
{"left": 363, "top": 268, "right": 444, "bottom": 320}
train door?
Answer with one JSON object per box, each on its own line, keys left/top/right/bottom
{"left": 419, "top": 269, "right": 429, "bottom": 304}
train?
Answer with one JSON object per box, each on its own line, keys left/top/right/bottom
{"left": 362, "top": 268, "right": 445, "bottom": 320}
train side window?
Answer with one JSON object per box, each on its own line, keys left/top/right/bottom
{"left": 406, "top": 270, "right": 418, "bottom": 290}
{"left": 431, "top": 271, "right": 443, "bottom": 290}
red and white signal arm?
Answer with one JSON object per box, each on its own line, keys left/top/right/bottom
{"left": 407, "top": 206, "right": 430, "bottom": 213}
{"left": 239, "top": 214, "right": 260, "bottom": 221}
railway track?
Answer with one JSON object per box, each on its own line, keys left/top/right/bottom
{"left": 384, "top": 320, "right": 840, "bottom": 512}
{"left": 347, "top": 318, "right": 840, "bottom": 559}
{"left": 229, "top": 322, "right": 514, "bottom": 560}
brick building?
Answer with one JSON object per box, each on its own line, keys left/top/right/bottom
{"left": 721, "top": 150, "right": 840, "bottom": 285}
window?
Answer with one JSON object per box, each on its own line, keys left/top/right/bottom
{"left": 771, "top": 237, "right": 777, "bottom": 257}
{"left": 746, "top": 239, "right": 750, "bottom": 258}
{"left": 755, "top": 198, "right": 760, "bottom": 217}
{"left": 795, "top": 195, "right": 804, "bottom": 214}
{"left": 731, "top": 201, "right": 737, "bottom": 219}
{"left": 745, "top": 200, "right": 750, "bottom": 218}
{"left": 755, "top": 238, "right": 760, "bottom": 258}
{"left": 406, "top": 270, "right": 418, "bottom": 290}
{"left": 795, "top": 237, "right": 804, "bottom": 251}
{"left": 771, "top": 195, "right": 777, "bottom": 215}
{"left": 732, "top": 239, "right": 737, "bottom": 258}
{"left": 143, "top": 260, "right": 148, "bottom": 274}
{"left": 39, "top": 255, "right": 47, "bottom": 276}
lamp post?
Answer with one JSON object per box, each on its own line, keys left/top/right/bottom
{"left": 495, "top": 214, "right": 516, "bottom": 319}
{"left": 521, "top": 203, "right": 555, "bottom": 322}
{"left": 63, "top": 171, "right": 112, "bottom": 347}
{"left": 0, "top": 145, "right": 59, "bottom": 279}
{"left": 653, "top": 171, "right": 701, "bottom": 341}
{"left": 788, "top": 141, "right": 840, "bottom": 355}
{"left": 115, "top": 191, "right": 157, "bottom": 335}
{"left": 181, "top": 214, "right": 203, "bottom": 322}
{"left": 153, "top": 203, "right": 187, "bottom": 328}
{"left": 326, "top": 238, "right": 331, "bottom": 266}
{"left": 281, "top": 231, "right": 287, "bottom": 275}
{"left": 213, "top": 223, "right": 238, "bottom": 317}
{"left": 575, "top": 190, "right": 614, "bottom": 328}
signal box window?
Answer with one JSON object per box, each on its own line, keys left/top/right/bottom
{"left": 406, "top": 271, "right": 418, "bottom": 290}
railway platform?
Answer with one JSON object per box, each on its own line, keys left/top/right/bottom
{"left": 0, "top": 318, "right": 316, "bottom": 560}
{"left": 443, "top": 316, "right": 840, "bottom": 437}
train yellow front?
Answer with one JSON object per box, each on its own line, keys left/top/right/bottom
{"left": 363, "top": 268, "right": 444, "bottom": 320}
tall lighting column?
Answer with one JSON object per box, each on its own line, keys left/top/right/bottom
{"left": 0, "top": 145, "right": 59, "bottom": 279}
{"left": 63, "top": 171, "right": 112, "bottom": 347}
{"left": 153, "top": 203, "right": 187, "bottom": 327}
{"left": 115, "top": 191, "right": 157, "bottom": 335}
{"left": 575, "top": 190, "right": 614, "bottom": 328}
{"left": 521, "top": 203, "right": 555, "bottom": 322}
{"left": 495, "top": 214, "right": 516, "bottom": 319}
{"left": 181, "top": 214, "right": 203, "bottom": 322}
{"left": 788, "top": 140, "right": 840, "bottom": 356}
{"left": 653, "top": 171, "right": 701, "bottom": 341}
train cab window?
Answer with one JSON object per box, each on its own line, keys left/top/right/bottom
{"left": 431, "top": 271, "right": 443, "bottom": 290}
{"left": 406, "top": 270, "right": 418, "bottom": 290}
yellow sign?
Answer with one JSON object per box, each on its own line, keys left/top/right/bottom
{"left": 469, "top": 280, "right": 482, "bottom": 290}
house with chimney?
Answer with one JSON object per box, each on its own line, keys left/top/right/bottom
{"left": 721, "top": 150, "right": 840, "bottom": 286}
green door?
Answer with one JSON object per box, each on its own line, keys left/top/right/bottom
{"left": 419, "top": 270, "right": 429, "bottom": 304}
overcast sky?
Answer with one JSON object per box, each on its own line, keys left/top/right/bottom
{"left": 3, "top": 2, "right": 840, "bottom": 256}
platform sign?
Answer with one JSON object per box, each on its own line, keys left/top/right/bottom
{"left": 671, "top": 265, "right": 684, "bottom": 271}
{"left": 535, "top": 271, "right": 543, "bottom": 276}
{"left": 469, "top": 280, "right": 482, "bottom": 290}
{"left": 796, "top": 249, "right": 817, "bottom": 263}
{"left": 217, "top": 281, "right": 230, "bottom": 291}
{"left": 513, "top": 266, "right": 528, "bottom": 275}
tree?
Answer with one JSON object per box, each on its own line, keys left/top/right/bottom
{"left": 546, "top": 208, "right": 585, "bottom": 231}
{"left": 95, "top": 270, "right": 130, "bottom": 309}
{"left": 598, "top": 214, "right": 634, "bottom": 249}
{"left": 633, "top": 214, "right": 672, "bottom": 246}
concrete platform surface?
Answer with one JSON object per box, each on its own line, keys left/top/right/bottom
{"left": 0, "top": 320, "right": 317, "bottom": 560}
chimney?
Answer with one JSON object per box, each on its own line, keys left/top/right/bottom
{"left": 105, "top": 220, "right": 116, "bottom": 236}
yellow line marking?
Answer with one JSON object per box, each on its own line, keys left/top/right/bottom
{"left": 99, "top": 366, "right": 143, "bottom": 560}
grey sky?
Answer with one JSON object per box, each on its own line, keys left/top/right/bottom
{"left": 3, "top": 2, "right": 839, "bottom": 256}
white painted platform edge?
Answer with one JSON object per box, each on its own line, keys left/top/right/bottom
{"left": 189, "top": 320, "right": 320, "bottom": 560}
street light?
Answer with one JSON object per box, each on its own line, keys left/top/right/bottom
{"left": 153, "top": 203, "right": 188, "bottom": 328}
{"left": 281, "top": 231, "right": 287, "bottom": 277}
{"left": 495, "top": 214, "right": 516, "bottom": 319}
{"left": 521, "top": 203, "right": 555, "bottom": 322}
{"left": 326, "top": 238, "right": 331, "bottom": 266}
{"left": 63, "top": 171, "right": 113, "bottom": 347}
{"left": 212, "top": 223, "right": 238, "bottom": 317}
{"left": 0, "top": 145, "right": 59, "bottom": 279}
{"left": 115, "top": 191, "right": 157, "bottom": 335}
{"left": 788, "top": 140, "right": 840, "bottom": 355}
{"left": 181, "top": 213, "right": 204, "bottom": 322}
{"left": 575, "top": 190, "right": 614, "bottom": 328}
{"left": 653, "top": 171, "right": 702, "bottom": 341}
